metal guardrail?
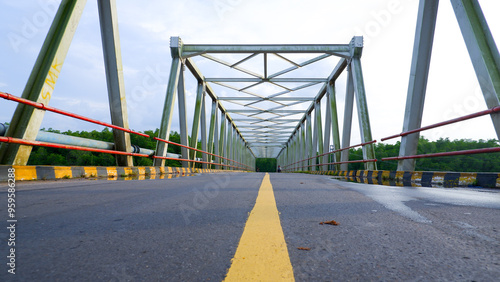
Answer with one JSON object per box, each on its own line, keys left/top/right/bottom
{"left": 0, "top": 92, "right": 250, "bottom": 171}
{"left": 283, "top": 140, "right": 377, "bottom": 171}
{"left": 283, "top": 106, "right": 500, "bottom": 172}
{"left": 0, "top": 91, "right": 149, "bottom": 138}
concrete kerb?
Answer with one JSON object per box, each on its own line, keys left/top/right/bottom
{"left": 289, "top": 170, "right": 500, "bottom": 189}
{"left": 0, "top": 165, "right": 247, "bottom": 182}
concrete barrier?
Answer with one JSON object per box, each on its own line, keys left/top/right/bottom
{"left": 0, "top": 165, "right": 246, "bottom": 182}
{"left": 291, "top": 170, "right": 499, "bottom": 189}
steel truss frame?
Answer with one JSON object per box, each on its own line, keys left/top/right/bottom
{"left": 397, "top": 0, "right": 500, "bottom": 171}
{"left": 157, "top": 36, "right": 377, "bottom": 171}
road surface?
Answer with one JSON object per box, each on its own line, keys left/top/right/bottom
{"left": 1, "top": 172, "right": 499, "bottom": 281}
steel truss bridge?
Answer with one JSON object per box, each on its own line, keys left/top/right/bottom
{"left": 1, "top": 0, "right": 499, "bottom": 173}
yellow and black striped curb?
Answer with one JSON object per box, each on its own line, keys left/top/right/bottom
{"left": 0, "top": 165, "right": 246, "bottom": 182}
{"left": 299, "top": 170, "right": 500, "bottom": 189}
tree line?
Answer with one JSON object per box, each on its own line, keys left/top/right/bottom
{"left": 28, "top": 128, "right": 192, "bottom": 167}
{"left": 347, "top": 137, "right": 500, "bottom": 172}
{"left": 24, "top": 127, "right": 500, "bottom": 172}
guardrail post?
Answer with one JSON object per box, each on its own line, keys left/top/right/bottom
{"left": 398, "top": 0, "right": 439, "bottom": 171}
{"left": 450, "top": 0, "right": 500, "bottom": 138}
{"left": 98, "top": 0, "right": 133, "bottom": 167}
{"left": 154, "top": 37, "right": 183, "bottom": 167}
{"left": 0, "top": 0, "right": 87, "bottom": 165}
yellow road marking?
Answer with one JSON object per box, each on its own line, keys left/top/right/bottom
{"left": 224, "top": 173, "right": 294, "bottom": 281}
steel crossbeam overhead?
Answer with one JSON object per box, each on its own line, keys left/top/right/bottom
{"left": 218, "top": 97, "right": 314, "bottom": 102}
{"left": 226, "top": 109, "right": 304, "bottom": 114}
{"left": 231, "top": 119, "right": 301, "bottom": 123}
{"left": 182, "top": 44, "right": 350, "bottom": 56}
{"left": 206, "top": 78, "right": 327, "bottom": 83}
{"left": 236, "top": 125, "right": 297, "bottom": 129}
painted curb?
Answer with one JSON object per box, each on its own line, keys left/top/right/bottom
{"left": 297, "top": 170, "right": 500, "bottom": 189}
{"left": 0, "top": 165, "right": 246, "bottom": 182}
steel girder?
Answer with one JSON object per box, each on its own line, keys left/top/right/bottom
{"left": 398, "top": 0, "right": 500, "bottom": 171}
{"left": 0, "top": 0, "right": 87, "bottom": 165}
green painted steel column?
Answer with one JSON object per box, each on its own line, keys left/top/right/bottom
{"left": 154, "top": 37, "right": 182, "bottom": 167}
{"left": 0, "top": 0, "right": 87, "bottom": 165}
{"left": 351, "top": 56, "right": 377, "bottom": 171}
{"left": 451, "top": 0, "right": 500, "bottom": 137}
{"left": 177, "top": 66, "right": 189, "bottom": 168}
{"left": 341, "top": 65, "right": 355, "bottom": 171}
{"left": 189, "top": 81, "right": 205, "bottom": 167}
{"left": 200, "top": 92, "right": 208, "bottom": 169}
{"left": 219, "top": 112, "right": 226, "bottom": 169}
{"left": 327, "top": 82, "right": 341, "bottom": 171}
{"left": 213, "top": 107, "right": 220, "bottom": 169}
{"left": 98, "top": 0, "right": 133, "bottom": 167}
{"left": 324, "top": 94, "right": 332, "bottom": 171}
{"left": 207, "top": 99, "right": 218, "bottom": 168}
{"left": 232, "top": 128, "right": 237, "bottom": 169}
{"left": 314, "top": 100, "right": 324, "bottom": 171}
{"left": 397, "top": 0, "right": 439, "bottom": 171}
{"left": 227, "top": 125, "right": 233, "bottom": 170}
{"left": 301, "top": 123, "right": 306, "bottom": 171}
{"left": 292, "top": 134, "right": 299, "bottom": 171}
{"left": 306, "top": 114, "right": 313, "bottom": 172}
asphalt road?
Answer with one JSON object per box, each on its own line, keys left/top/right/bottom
{"left": 1, "top": 172, "right": 499, "bottom": 281}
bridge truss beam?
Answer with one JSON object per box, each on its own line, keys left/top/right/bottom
{"left": 398, "top": 0, "right": 500, "bottom": 171}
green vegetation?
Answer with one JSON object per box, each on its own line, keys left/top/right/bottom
{"left": 24, "top": 127, "right": 500, "bottom": 173}
{"left": 27, "top": 128, "right": 200, "bottom": 167}
{"left": 347, "top": 137, "right": 500, "bottom": 172}
{"left": 256, "top": 158, "right": 277, "bottom": 172}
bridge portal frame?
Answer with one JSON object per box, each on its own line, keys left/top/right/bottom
{"left": 155, "top": 36, "right": 378, "bottom": 171}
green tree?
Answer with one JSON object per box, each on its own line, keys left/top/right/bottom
{"left": 256, "top": 158, "right": 277, "bottom": 172}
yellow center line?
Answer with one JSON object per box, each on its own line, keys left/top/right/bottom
{"left": 224, "top": 173, "right": 294, "bottom": 281}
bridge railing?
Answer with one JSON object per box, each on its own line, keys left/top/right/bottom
{"left": 283, "top": 140, "right": 377, "bottom": 171}
{"left": 0, "top": 91, "right": 250, "bottom": 171}
{"left": 380, "top": 105, "right": 500, "bottom": 162}
{"left": 0, "top": 91, "right": 149, "bottom": 138}
{"left": 283, "top": 105, "right": 500, "bottom": 172}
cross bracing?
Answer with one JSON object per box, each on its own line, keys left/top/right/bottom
{"left": 154, "top": 36, "right": 377, "bottom": 165}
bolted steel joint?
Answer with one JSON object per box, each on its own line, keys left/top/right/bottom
{"left": 170, "top": 36, "right": 183, "bottom": 58}
{"left": 349, "top": 36, "right": 364, "bottom": 58}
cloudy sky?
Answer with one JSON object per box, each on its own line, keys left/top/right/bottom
{"left": 1, "top": 0, "right": 499, "bottom": 157}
